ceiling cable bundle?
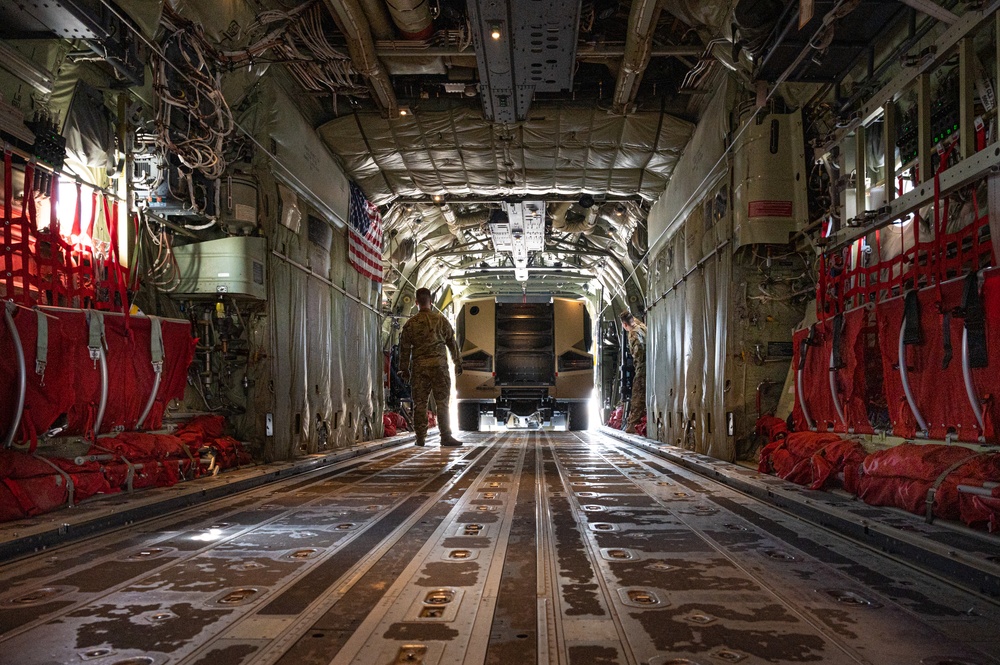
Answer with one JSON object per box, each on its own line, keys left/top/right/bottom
{"left": 152, "top": 6, "right": 235, "bottom": 181}
{"left": 221, "top": 1, "right": 367, "bottom": 95}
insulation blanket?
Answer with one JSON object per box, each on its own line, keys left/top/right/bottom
{"left": 757, "top": 431, "right": 866, "bottom": 490}
{"left": 876, "top": 272, "right": 1000, "bottom": 442}
{"left": 791, "top": 307, "right": 876, "bottom": 434}
{"left": 0, "top": 309, "right": 194, "bottom": 443}
{"left": 854, "top": 444, "right": 1000, "bottom": 528}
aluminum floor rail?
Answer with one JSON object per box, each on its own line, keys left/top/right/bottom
{"left": 0, "top": 430, "right": 996, "bottom": 665}
{"left": 600, "top": 426, "right": 1000, "bottom": 599}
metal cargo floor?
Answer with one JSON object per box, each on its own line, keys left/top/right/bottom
{"left": 0, "top": 430, "right": 998, "bottom": 665}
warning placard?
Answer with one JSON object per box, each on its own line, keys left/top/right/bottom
{"left": 748, "top": 200, "right": 793, "bottom": 217}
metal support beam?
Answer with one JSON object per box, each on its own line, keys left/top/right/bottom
{"left": 898, "top": 0, "right": 959, "bottom": 24}
{"left": 917, "top": 72, "right": 931, "bottom": 183}
{"left": 321, "top": 0, "right": 398, "bottom": 115}
{"left": 825, "top": 0, "right": 1000, "bottom": 150}
{"left": 611, "top": 0, "right": 664, "bottom": 114}
{"left": 989, "top": 172, "right": 1000, "bottom": 272}
{"left": 884, "top": 101, "right": 897, "bottom": 202}
{"left": 829, "top": 140, "right": 1000, "bottom": 252}
{"left": 0, "top": 42, "right": 54, "bottom": 95}
{"left": 855, "top": 125, "right": 867, "bottom": 215}
{"left": 959, "top": 38, "right": 976, "bottom": 159}
{"left": 373, "top": 43, "right": 704, "bottom": 59}
{"left": 396, "top": 194, "right": 644, "bottom": 204}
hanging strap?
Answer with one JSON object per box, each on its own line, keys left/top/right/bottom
{"left": 34, "top": 307, "right": 48, "bottom": 383}
{"left": 48, "top": 172, "right": 58, "bottom": 233}
{"left": 87, "top": 308, "right": 105, "bottom": 365}
{"left": 86, "top": 190, "right": 97, "bottom": 241}
{"left": 150, "top": 315, "right": 164, "bottom": 371}
{"left": 799, "top": 325, "right": 816, "bottom": 370}
{"left": 960, "top": 270, "right": 988, "bottom": 368}
{"left": 925, "top": 452, "right": 982, "bottom": 523}
{"left": 817, "top": 254, "right": 828, "bottom": 322}
{"left": 903, "top": 290, "right": 922, "bottom": 345}
{"left": 19, "top": 161, "right": 35, "bottom": 303}
{"left": 105, "top": 197, "right": 127, "bottom": 316}
{"left": 44, "top": 174, "right": 61, "bottom": 303}
{"left": 71, "top": 182, "right": 83, "bottom": 237}
{"left": 3, "top": 150, "right": 13, "bottom": 300}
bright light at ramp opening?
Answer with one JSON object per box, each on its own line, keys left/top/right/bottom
{"left": 588, "top": 392, "right": 601, "bottom": 431}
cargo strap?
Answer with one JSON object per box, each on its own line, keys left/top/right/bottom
{"left": 960, "top": 271, "right": 988, "bottom": 368}
{"left": 32, "top": 454, "right": 75, "bottom": 508}
{"left": 925, "top": 452, "right": 982, "bottom": 523}
{"left": 34, "top": 308, "right": 48, "bottom": 383}
{"left": 149, "top": 315, "right": 164, "bottom": 374}
{"left": 135, "top": 316, "right": 165, "bottom": 431}
{"left": 799, "top": 325, "right": 816, "bottom": 371}
{"left": 94, "top": 442, "right": 138, "bottom": 493}
{"left": 903, "top": 290, "right": 922, "bottom": 345}
{"left": 86, "top": 309, "right": 105, "bottom": 367}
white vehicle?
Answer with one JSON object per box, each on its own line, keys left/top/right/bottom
{"left": 455, "top": 296, "right": 593, "bottom": 430}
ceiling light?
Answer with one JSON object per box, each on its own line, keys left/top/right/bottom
{"left": 399, "top": 106, "right": 410, "bottom": 116}
{"left": 490, "top": 23, "right": 502, "bottom": 40}
{"left": 432, "top": 194, "right": 445, "bottom": 204}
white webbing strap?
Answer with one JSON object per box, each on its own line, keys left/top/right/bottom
{"left": 149, "top": 315, "right": 164, "bottom": 374}
{"left": 86, "top": 309, "right": 105, "bottom": 367}
{"left": 34, "top": 308, "right": 47, "bottom": 382}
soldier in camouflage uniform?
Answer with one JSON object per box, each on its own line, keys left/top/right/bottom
{"left": 621, "top": 310, "right": 647, "bottom": 434}
{"left": 399, "top": 288, "right": 464, "bottom": 447}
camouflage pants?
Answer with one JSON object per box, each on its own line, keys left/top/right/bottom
{"left": 412, "top": 364, "right": 453, "bottom": 442}
{"left": 626, "top": 367, "right": 646, "bottom": 433}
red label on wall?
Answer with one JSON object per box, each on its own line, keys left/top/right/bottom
{"left": 749, "top": 200, "right": 793, "bottom": 217}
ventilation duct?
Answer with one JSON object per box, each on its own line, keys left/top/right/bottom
{"left": 321, "top": 0, "right": 398, "bottom": 114}
{"left": 385, "top": 0, "right": 434, "bottom": 39}
{"left": 550, "top": 202, "right": 598, "bottom": 235}
{"left": 389, "top": 235, "right": 416, "bottom": 263}
{"left": 732, "top": 0, "right": 784, "bottom": 60}
{"left": 438, "top": 204, "right": 492, "bottom": 238}
{"left": 358, "top": 0, "right": 394, "bottom": 39}
{"left": 612, "top": 0, "right": 665, "bottom": 114}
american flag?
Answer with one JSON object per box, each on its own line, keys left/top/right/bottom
{"left": 348, "top": 182, "right": 384, "bottom": 283}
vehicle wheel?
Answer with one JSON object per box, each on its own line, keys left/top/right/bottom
{"left": 458, "top": 402, "right": 480, "bottom": 431}
{"left": 568, "top": 402, "right": 589, "bottom": 431}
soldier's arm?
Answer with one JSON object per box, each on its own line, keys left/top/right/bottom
{"left": 443, "top": 319, "right": 462, "bottom": 371}
{"left": 398, "top": 324, "right": 412, "bottom": 379}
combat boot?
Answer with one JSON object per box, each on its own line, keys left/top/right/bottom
{"left": 415, "top": 435, "right": 426, "bottom": 446}
{"left": 439, "top": 434, "right": 463, "bottom": 447}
